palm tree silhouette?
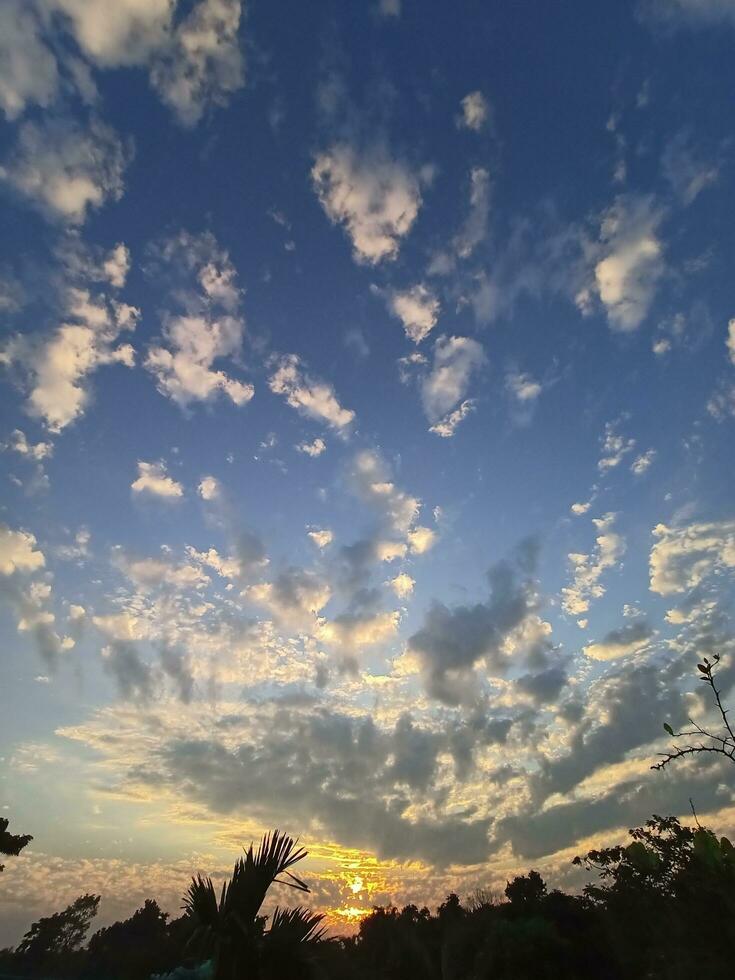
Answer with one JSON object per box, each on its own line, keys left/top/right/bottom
{"left": 183, "top": 829, "right": 326, "bottom": 980}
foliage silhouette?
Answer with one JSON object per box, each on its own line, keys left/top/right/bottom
{"left": 182, "top": 829, "right": 326, "bottom": 980}
{"left": 0, "top": 817, "right": 32, "bottom": 872}
{"left": 654, "top": 653, "right": 735, "bottom": 770}
{"left": 3, "top": 818, "right": 734, "bottom": 979}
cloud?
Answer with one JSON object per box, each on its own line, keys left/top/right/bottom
{"left": 102, "top": 642, "right": 155, "bottom": 702}
{"left": 377, "top": 0, "right": 401, "bottom": 16}
{"left": 727, "top": 319, "right": 735, "bottom": 366}
{"left": 707, "top": 381, "right": 735, "bottom": 420}
{"left": 458, "top": 91, "right": 489, "bottom": 131}
{"left": 662, "top": 130, "right": 719, "bottom": 204}
{"left": 570, "top": 501, "right": 592, "bottom": 516}
{"left": 245, "top": 567, "right": 331, "bottom": 628}
{"left": 649, "top": 520, "right": 735, "bottom": 595}
{"left": 428, "top": 400, "right": 476, "bottom": 438}
{"left": 385, "top": 284, "right": 440, "bottom": 344}
{"left": 197, "top": 475, "right": 220, "bottom": 501}
{"left": 583, "top": 620, "right": 654, "bottom": 660}
{"left": 308, "top": 529, "right": 333, "bottom": 550}
{"left": 0, "top": 1, "right": 58, "bottom": 120}
{"left": 408, "top": 556, "right": 540, "bottom": 704}
{"left": 561, "top": 513, "right": 626, "bottom": 616}
{"left": 591, "top": 194, "right": 665, "bottom": 331}
{"left": 505, "top": 371, "right": 542, "bottom": 404}
{"left": 640, "top": 0, "right": 735, "bottom": 28}
{"left": 24, "top": 0, "right": 246, "bottom": 127}
{"left": 296, "top": 437, "right": 326, "bottom": 457}
{"left": 0, "top": 117, "right": 132, "bottom": 224}
{"left": 145, "top": 232, "right": 253, "bottom": 409}
{"left": 117, "top": 552, "right": 210, "bottom": 592}
{"left": 0, "top": 526, "right": 45, "bottom": 575}
{"left": 311, "top": 143, "right": 426, "bottom": 264}
{"left": 389, "top": 572, "right": 415, "bottom": 599}
{"left": 1, "top": 287, "right": 138, "bottom": 433}
{"left": 2, "top": 430, "right": 53, "bottom": 462}
{"left": 422, "top": 335, "right": 486, "bottom": 430}
{"left": 455, "top": 167, "right": 491, "bottom": 258}
{"left": 269, "top": 354, "right": 355, "bottom": 431}
{"left": 149, "top": 0, "right": 244, "bottom": 126}
{"left": 131, "top": 461, "right": 184, "bottom": 500}
{"left": 631, "top": 449, "right": 656, "bottom": 475}
{"left": 598, "top": 420, "right": 636, "bottom": 472}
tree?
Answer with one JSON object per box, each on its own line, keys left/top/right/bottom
{"left": 87, "top": 899, "right": 177, "bottom": 980}
{"left": 182, "top": 829, "right": 326, "bottom": 980}
{"left": 654, "top": 654, "right": 735, "bottom": 771}
{"left": 15, "top": 894, "right": 100, "bottom": 972}
{"left": 0, "top": 816, "right": 32, "bottom": 872}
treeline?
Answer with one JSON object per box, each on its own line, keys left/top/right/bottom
{"left": 1, "top": 817, "right": 734, "bottom": 980}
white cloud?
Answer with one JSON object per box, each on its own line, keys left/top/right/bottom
{"left": 598, "top": 420, "right": 636, "bottom": 472}
{"left": 269, "top": 354, "right": 354, "bottom": 431}
{"left": 458, "top": 91, "right": 489, "bottom": 131}
{"left": 145, "top": 233, "right": 252, "bottom": 409}
{"left": 389, "top": 572, "right": 415, "bottom": 598}
{"left": 642, "top": 0, "right": 735, "bottom": 28}
{"left": 1, "top": 288, "right": 138, "bottom": 433}
{"left": 186, "top": 546, "right": 241, "bottom": 580}
{"left": 2, "top": 430, "right": 53, "bottom": 462}
{"left": 131, "top": 461, "right": 184, "bottom": 500}
{"left": 119, "top": 554, "right": 209, "bottom": 592}
{"left": 707, "top": 381, "right": 735, "bottom": 420}
{"left": 562, "top": 513, "right": 626, "bottom": 616}
{"left": 571, "top": 501, "right": 592, "bottom": 516}
{"left": 0, "top": 117, "right": 131, "bottom": 224}
{"left": 0, "top": 526, "right": 45, "bottom": 575}
{"left": 103, "top": 244, "right": 131, "bottom": 288}
{"left": 197, "top": 475, "right": 220, "bottom": 501}
{"left": 662, "top": 130, "right": 719, "bottom": 204}
{"left": 311, "top": 143, "right": 425, "bottom": 264}
{"left": 407, "top": 526, "right": 436, "bottom": 554}
{"left": 149, "top": 0, "right": 244, "bottom": 126}
{"left": 36, "top": 1, "right": 245, "bottom": 127}
{"left": 245, "top": 568, "right": 331, "bottom": 627}
{"left": 727, "top": 318, "right": 735, "bottom": 366}
{"left": 583, "top": 621, "right": 654, "bottom": 661}
{"left": 506, "top": 371, "right": 542, "bottom": 404}
{"left": 422, "top": 335, "right": 486, "bottom": 426}
{"left": 377, "top": 0, "right": 401, "bottom": 16}
{"left": 592, "top": 195, "right": 665, "bottom": 331}
{"left": 351, "top": 450, "right": 420, "bottom": 536}
{"left": 146, "top": 314, "right": 252, "bottom": 407}
{"left": 455, "top": 167, "right": 490, "bottom": 259}
{"left": 649, "top": 520, "right": 735, "bottom": 595}
{"left": 386, "top": 284, "right": 440, "bottom": 344}
{"left": 429, "top": 400, "right": 476, "bottom": 438}
{"left": 308, "top": 528, "right": 333, "bottom": 550}
{"left": 0, "top": 1, "right": 58, "bottom": 120}
{"left": 631, "top": 449, "right": 656, "bottom": 475}
{"left": 296, "top": 437, "right": 326, "bottom": 457}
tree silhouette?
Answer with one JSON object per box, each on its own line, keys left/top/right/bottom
{"left": 15, "top": 893, "right": 100, "bottom": 972}
{"left": 0, "top": 816, "right": 32, "bottom": 872}
{"left": 182, "top": 829, "right": 326, "bottom": 980}
{"left": 653, "top": 654, "right": 735, "bottom": 771}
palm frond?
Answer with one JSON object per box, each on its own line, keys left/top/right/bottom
{"left": 267, "top": 906, "right": 328, "bottom": 946}
{"left": 227, "top": 829, "right": 310, "bottom": 923}
{"left": 183, "top": 874, "right": 220, "bottom": 928}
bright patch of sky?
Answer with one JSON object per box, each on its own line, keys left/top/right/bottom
{"left": 1, "top": 0, "right": 735, "bottom": 943}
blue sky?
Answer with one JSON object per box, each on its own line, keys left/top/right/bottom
{"left": 1, "top": 0, "right": 735, "bottom": 942}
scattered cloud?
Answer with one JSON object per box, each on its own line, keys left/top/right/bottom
{"left": 562, "top": 513, "right": 626, "bottom": 616}
{"left": 649, "top": 520, "right": 735, "bottom": 595}
{"left": 0, "top": 117, "right": 132, "bottom": 224}
{"left": 197, "top": 475, "right": 220, "bottom": 501}
{"left": 422, "top": 336, "right": 486, "bottom": 434}
{"left": 308, "top": 528, "right": 333, "bottom": 550}
{"left": 598, "top": 420, "right": 636, "bottom": 472}
{"left": 131, "top": 461, "right": 184, "bottom": 500}
{"left": 631, "top": 449, "right": 656, "bottom": 475}
{"left": 269, "top": 354, "right": 355, "bottom": 432}
{"left": 296, "top": 437, "right": 327, "bottom": 457}
{"left": 312, "top": 143, "right": 427, "bottom": 264}
{"left": 583, "top": 620, "right": 654, "bottom": 660}
{"left": 384, "top": 284, "right": 440, "bottom": 344}
{"left": 458, "top": 91, "right": 489, "bottom": 131}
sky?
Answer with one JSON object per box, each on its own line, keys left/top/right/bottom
{"left": 1, "top": 0, "right": 735, "bottom": 945}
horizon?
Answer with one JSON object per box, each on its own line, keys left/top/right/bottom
{"left": 2, "top": 0, "right": 735, "bottom": 948}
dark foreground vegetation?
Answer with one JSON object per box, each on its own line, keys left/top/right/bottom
{"left": 1, "top": 818, "right": 734, "bottom": 980}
